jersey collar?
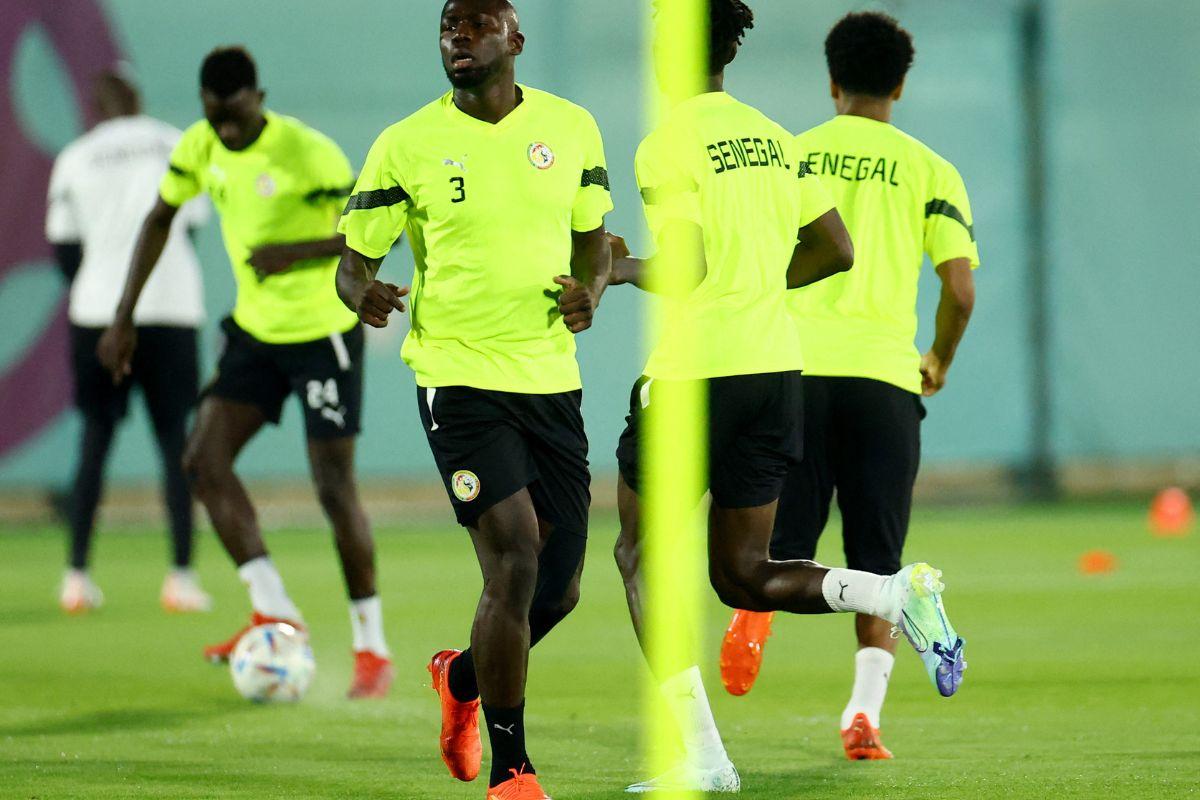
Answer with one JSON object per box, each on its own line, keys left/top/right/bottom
{"left": 442, "top": 84, "right": 532, "bottom": 134}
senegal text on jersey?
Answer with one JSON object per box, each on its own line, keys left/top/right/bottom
{"left": 707, "top": 137, "right": 793, "bottom": 174}
{"left": 803, "top": 151, "right": 901, "bottom": 187}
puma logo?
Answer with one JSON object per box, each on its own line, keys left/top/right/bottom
{"left": 492, "top": 723, "right": 516, "bottom": 735}
{"left": 443, "top": 157, "right": 468, "bottom": 172}
{"left": 838, "top": 581, "right": 849, "bottom": 601}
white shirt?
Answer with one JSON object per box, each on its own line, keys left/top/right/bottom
{"left": 46, "top": 115, "right": 209, "bottom": 328}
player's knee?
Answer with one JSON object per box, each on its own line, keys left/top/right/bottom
{"left": 183, "top": 446, "right": 224, "bottom": 499}
{"left": 484, "top": 547, "right": 540, "bottom": 608}
{"left": 613, "top": 533, "right": 639, "bottom": 583}
{"left": 709, "top": 559, "right": 762, "bottom": 610}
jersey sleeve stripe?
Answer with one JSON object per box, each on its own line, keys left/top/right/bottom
{"left": 925, "top": 198, "right": 976, "bottom": 241}
{"left": 342, "top": 185, "right": 411, "bottom": 214}
{"left": 168, "top": 163, "right": 190, "bottom": 177}
{"left": 306, "top": 184, "right": 356, "bottom": 203}
{"left": 581, "top": 166, "right": 610, "bottom": 191}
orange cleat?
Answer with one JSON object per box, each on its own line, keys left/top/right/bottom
{"left": 203, "top": 612, "right": 302, "bottom": 663}
{"left": 428, "top": 649, "right": 482, "bottom": 782}
{"left": 348, "top": 650, "right": 394, "bottom": 699}
{"left": 841, "top": 713, "right": 893, "bottom": 760}
{"left": 719, "top": 609, "right": 775, "bottom": 695}
{"left": 486, "top": 766, "right": 549, "bottom": 800}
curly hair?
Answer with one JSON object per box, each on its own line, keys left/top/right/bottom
{"left": 711, "top": 0, "right": 754, "bottom": 71}
{"left": 200, "top": 47, "right": 258, "bottom": 99}
{"left": 825, "top": 12, "right": 914, "bottom": 97}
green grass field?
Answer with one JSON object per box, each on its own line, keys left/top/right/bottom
{"left": 2, "top": 502, "right": 1197, "bottom": 799}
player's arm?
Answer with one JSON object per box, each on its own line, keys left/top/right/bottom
{"left": 248, "top": 234, "right": 347, "bottom": 278}
{"left": 921, "top": 258, "right": 975, "bottom": 396}
{"left": 607, "top": 221, "right": 707, "bottom": 296}
{"left": 97, "top": 196, "right": 180, "bottom": 382}
{"left": 335, "top": 247, "right": 409, "bottom": 329}
{"left": 553, "top": 225, "right": 611, "bottom": 334}
{"left": 786, "top": 208, "right": 854, "bottom": 289}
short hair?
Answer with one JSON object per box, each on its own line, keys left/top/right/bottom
{"left": 825, "top": 12, "right": 914, "bottom": 97}
{"left": 200, "top": 47, "right": 258, "bottom": 99}
{"left": 711, "top": 0, "right": 754, "bottom": 71}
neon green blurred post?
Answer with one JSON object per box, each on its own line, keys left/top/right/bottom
{"left": 642, "top": 1, "right": 708, "bottom": 798}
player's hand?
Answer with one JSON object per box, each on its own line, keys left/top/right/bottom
{"left": 97, "top": 320, "right": 136, "bottom": 385}
{"left": 606, "top": 233, "right": 633, "bottom": 286}
{"left": 552, "top": 275, "right": 597, "bottom": 334}
{"left": 920, "top": 350, "right": 949, "bottom": 397}
{"left": 354, "top": 280, "right": 409, "bottom": 328}
{"left": 248, "top": 244, "right": 302, "bottom": 278}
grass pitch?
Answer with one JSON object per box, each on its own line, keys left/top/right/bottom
{"left": 1, "top": 501, "right": 1197, "bottom": 799}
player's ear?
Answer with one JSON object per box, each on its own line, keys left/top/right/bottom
{"left": 256, "top": 88, "right": 267, "bottom": 105}
{"left": 891, "top": 78, "right": 906, "bottom": 102}
{"left": 829, "top": 80, "right": 840, "bottom": 102}
{"left": 510, "top": 30, "right": 525, "bottom": 56}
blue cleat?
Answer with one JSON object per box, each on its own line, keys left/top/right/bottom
{"left": 890, "top": 563, "right": 966, "bottom": 697}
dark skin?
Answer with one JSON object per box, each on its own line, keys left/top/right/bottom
{"left": 831, "top": 79, "right": 976, "bottom": 650}
{"left": 611, "top": 54, "right": 856, "bottom": 676}
{"left": 336, "top": 0, "right": 610, "bottom": 708}
{"left": 97, "top": 80, "right": 377, "bottom": 603}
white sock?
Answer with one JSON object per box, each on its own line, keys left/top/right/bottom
{"left": 822, "top": 568, "right": 896, "bottom": 622}
{"left": 349, "top": 595, "right": 390, "bottom": 657}
{"left": 236, "top": 557, "right": 302, "bottom": 621}
{"left": 660, "top": 666, "right": 729, "bottom": 767}
{"left": 841, "top": 647, "right": 895, "bottom": 729}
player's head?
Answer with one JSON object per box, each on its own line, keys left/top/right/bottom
{"left": 825, "top": 12, "right": 914, "bottom": 101}
{"left": 710, "top": 0, "right": 754, "bottom": 75}
{"left": 199, "top": 46, "right": 265, "bottom": 151}
{"left": 440, "top": 0, "right": 524, "bottom": 90}
{"left": 93, "top": 66, "right": 140, "bottom": 120}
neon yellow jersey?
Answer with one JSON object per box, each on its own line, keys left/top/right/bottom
{"left": 339, "top": 86, "right": 613, "bottom": 394}
{"left": 790, "top": 115, "right": 981, "bottom": 393}
{"left": 160, "top": 111, "right": 357, "bottom": 344}
{"left": 638, "top": 92, "right": 834, "bottom": 381}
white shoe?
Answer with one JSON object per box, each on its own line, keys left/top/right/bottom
{"left": 60, "top": 569, "right": 103, "bottom": 614}
{"left": 161, "top": 569, "right": 213, "bottom": 613}
{"left": 625, "top": 760, "right": 741, "bottom": 793}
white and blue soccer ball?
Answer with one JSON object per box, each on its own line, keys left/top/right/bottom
{"left": 229, "top": 622, "right": 315, "bottom": 703}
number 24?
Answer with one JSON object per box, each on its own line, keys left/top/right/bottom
{"left": 450, "top": 176, "right": 466, "bottom": 203}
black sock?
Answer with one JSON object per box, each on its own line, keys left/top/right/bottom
{"left": 482, "top": 701, "right": 533, "bottom": 787}
{"left": 448, "top": 649, "right": 479, "bottom": 702}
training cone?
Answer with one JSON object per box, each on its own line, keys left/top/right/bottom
{"left": 1149, "top": 487, "right": 1194, "bottom": 537}
{"left": 1078, "top": 550, "right": 1117, "bottom": 575}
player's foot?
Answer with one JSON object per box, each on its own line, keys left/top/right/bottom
{"left": 203, "top": 612, "right": 302, "bottom": 663}
{"left": 486, "top": 766, "right": 550, "bottom": 799}
{"left": 886, "top": 563, "right": 966, "bottom": 696}
{"left": 160, "top": 569, "right": 212, "bottom": 613}
{"left": 59, "top": 569, "right": 103, "bottom": 614}
{"left": 719, "top": 609, "right": 774, "bottom": 696}
{"left": 625, "top": 760, "right": 741, "bottom": 793}
{"left": 347, "top": 650, "right": 394, "bottom": 699}
{"left": 428, "top": 649, "right": 482, "bottom": 782}
{"left": 841, "top": 712, "right": 893, "bottom": 760}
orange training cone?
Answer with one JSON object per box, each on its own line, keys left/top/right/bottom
{"left": 1149, "top": 487, "right": 1194, "bottom": 537}
{"left": 1078, "top": 550, "right": 1118, "bottom": 575}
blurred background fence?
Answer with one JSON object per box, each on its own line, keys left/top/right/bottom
{"left": 1, "top": 0, "right": 1197, "bottom": 518}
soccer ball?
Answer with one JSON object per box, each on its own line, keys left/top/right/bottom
{"left": 229, "top": 622, "right": 315, "bottom": 702}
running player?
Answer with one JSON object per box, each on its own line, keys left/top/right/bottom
{"left": 335, "top": 2, "right": 611, "bottom": 797}
{"left": 47, "top": 69, "right": 211, "bottom": 615}
{"left": 719, "top": 12, "right": 980, "bottom": 761}
{"left": 609, "top": 2, "right": 966, "bottom": 791}
{"left": 98, "top": 47, "right": 394, "bottom": 699}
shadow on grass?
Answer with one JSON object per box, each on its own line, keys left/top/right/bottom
{"left": 0, "top": 706, "right": 228, "bottom": 738}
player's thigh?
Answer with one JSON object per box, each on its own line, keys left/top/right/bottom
{"left": 708, "top": 371, "right": 802, "bottom": 512}
{"left": 204, "top": 316, "right": 290, "bottom": 429}
{"left": 134, "top": 326, "right": 200, "bottom": 434}
{"left": 831, "top": 378, "right": 923, "bottom": 574}
{"left": 418, "top": 386, "right": 539, "bottom": 529}
{"left": 185, "top": 395, "right": 268, "bottom": 469}
{"left": 467, "top": 487, "right": 542, "bottom": 588}
{"left": 285, "top": 324, "right": 364, "bottom": 441}
{"left": 71, "top": 324, "right": 131, "bottom": 425}
{"left": 771, "top": 375, "right": 836, "bottom": 561}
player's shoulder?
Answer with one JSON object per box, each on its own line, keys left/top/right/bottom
{"left": 369, "top": 94, "right": 452, "bottom": 149}
{"left": 523, "top": 85, "right": 600, "bottom": 128}
{"left": 269, "top": 112, "right": 343, "bottom": 154}
{"left": 731, "top": 96, "right": 793, "bottom": 140}
{"left": 889, "top": 124, "right": 964, "bottom": 178}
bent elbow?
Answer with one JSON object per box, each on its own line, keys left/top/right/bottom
{"left": 834, "top": 243, "right": 855, "bottom": 274}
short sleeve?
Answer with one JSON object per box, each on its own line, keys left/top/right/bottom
{"left": 338, "top": 129, "right": 411, "bottom": 260}
{"left": 924, "top": 161, "right": 980, "bottom": 268}
{"left": 305, "top": 134, "right": 356, "bottom": 216}
{"left": 796, "top": 163, "right": 836, "bottom": 229}
{"left": 635, "top": 128, "right": 702, "bottom": 243}
{"left": 45, "top": 150, "right": 80, "bottom": 243}
{"left": 159, "top": 123, "right": 206, "bottom": 208}
{"left": 572, "top": 110, "right": 614, "bottom": 232}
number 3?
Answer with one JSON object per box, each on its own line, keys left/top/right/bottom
{"left": 450, "top": 176, "right": 466, "bottom": 203}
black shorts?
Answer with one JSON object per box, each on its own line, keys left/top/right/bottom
{"left": 616, "top": 371, "right": 803, "bottom": 509}
{"left": 770, "top": 376, "right": 924, "bottom": 575}
{"left": 417, "top": 386, "right": 591, "bottom": 531}
{"left": 205, "top": 316, "right": 364, "bottom": 440}
{"left": 71, "top": 324, "right": 198, "bottom": 425}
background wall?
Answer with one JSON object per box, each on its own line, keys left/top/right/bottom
{"left": 0, "top": 0, "right": 1195, "bottom": 488}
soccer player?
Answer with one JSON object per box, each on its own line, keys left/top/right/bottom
{"left": 335, "top": 2, "right": 611, "bottom": 797}
{"left": 609, "top": 1, "right": 966, "bottom": 791}
{"left": 98, "top": 47, "right": 394, "bottom": 699}
{"left": 718, "top": 12, "right": 980, "bottom": 761}
{"left": 47, "top": 69, "right": 211, "bottom": 615}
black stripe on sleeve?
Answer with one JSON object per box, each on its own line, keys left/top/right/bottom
{"left": 305, "top": 184, "right": 356, "bottom": 203}
{"left": 926, "top": 198, "right": 975, "bottom": 241}
{"left": 168, "top": 163, "right": 189, "bottom": 177}
{"left": 342, "top": 185, "right": 411, "bottom": 215}
{"left": 581, "top": 166, "right": 610, "bottom": 191}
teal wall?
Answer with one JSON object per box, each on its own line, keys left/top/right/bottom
{"left": 1, "top": 0, "right": 1196, "bottom": 486}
